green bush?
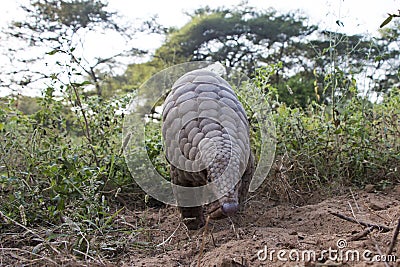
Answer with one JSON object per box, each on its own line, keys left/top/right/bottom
{"left": 267, "top": 86, "right": 399, "bottom": 200}
{"left": 1, "top": 66, "right": 399, "bottom": 229}
{"left": 0, "top": 84, "right": 138, "bottom": 228}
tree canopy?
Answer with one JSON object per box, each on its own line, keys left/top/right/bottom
{"left": 1, "top": 0, "right": 145, "bottom": 97}
{"left": 154, "top": 6, "right": 317, "bottom": 73}
{"left": 117, "top": 6, "right": 397, "bottom": 107}
{"left": 2, "top": 3, "right": 399, "bottom": 106}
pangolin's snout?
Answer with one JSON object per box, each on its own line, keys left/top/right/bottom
{"left": 208, "top": 199, "right": 239, "bottom": 219}
{"left": 222, "top": 202, "right": 239, "bottom": 215}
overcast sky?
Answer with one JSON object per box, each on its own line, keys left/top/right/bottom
{"left": 2, "top": 0, "right": 398, "bottom": 61}
{"left": 2, "top": 0, "right": 398, "bottom": 37}
{"left": 108, "top": 0, "right": 398, "bottom": 35}
{"left": 0, "top": 0, "right": 398, "bottom": 96}
{"left": 1, "top": 0, "right": 398, "bottom": 55}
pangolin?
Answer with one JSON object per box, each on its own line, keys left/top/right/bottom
{"left": 162, "top": 69, "right": 254, "bottom": 230}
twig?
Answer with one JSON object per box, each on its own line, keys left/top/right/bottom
{"left": 349, "top": 189, "right": 361, "bottom": 212}
{"left": 387, "top": 217, "right": 400, "bottom": 255}
{"left": 0, "top": 248, "right": 58, "bottom": 265}
{"left": 347, "top": 201, "right": 357, "bottom": 223}
{"left": 329, "top": 211, "right": 391, "bottom": 232}
{"left": 0, "top": 210, "right": 43, "bottom": 241}
{"left": 229, "top": 217, "right": 240, "bottom": 240}
{"left": 211, "top": 231, "right": 217, "bottom": 248}
{"left": 156, "top": 222, "right": 182, "bottom": 247}
{"left": 69, "top": 82, "right": 100, "bottom": 168}
{"left": 197, "top": 215, "right": 210, "bottom": 267}
{"left": 372, "top": 238, "right": 390, "bottom": 267}
{"left": 72, "top": 248, "right": 96, "bottom": 261}
{"left": 349, "top": 226, "right": 375, "bottom": 241}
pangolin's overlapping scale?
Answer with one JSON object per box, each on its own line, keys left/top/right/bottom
{"left": 162, "top": 69, "right": 250, "bottom": 195}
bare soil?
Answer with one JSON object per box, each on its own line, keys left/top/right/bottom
{"left": 128, "top": 185, "right": 400, "bottom": 267}
{"left": 1, "top": 185, "right": 399, "bottom": 267}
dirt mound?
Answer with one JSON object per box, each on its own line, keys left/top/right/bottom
{"left": 1, "top": 186, "right": 399, "bottom": 266}
{"left": 130, "top": 185, "right": 400, "bottom": 266}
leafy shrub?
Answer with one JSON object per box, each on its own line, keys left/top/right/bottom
{"left": 266, "top": 84, "right": 399, "bottom": 201}
{"left": 0, "top": 84, "right": 139, "bottom": 228}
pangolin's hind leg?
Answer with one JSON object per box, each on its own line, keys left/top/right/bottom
{"left": 178, "top": 206, "right": 204, "bottom": 230}
{"left": 170, "top": 166, "right": 205, "bottom": 230}
{"left": 239, "top": 152, "right": 255, "bottom": 209}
